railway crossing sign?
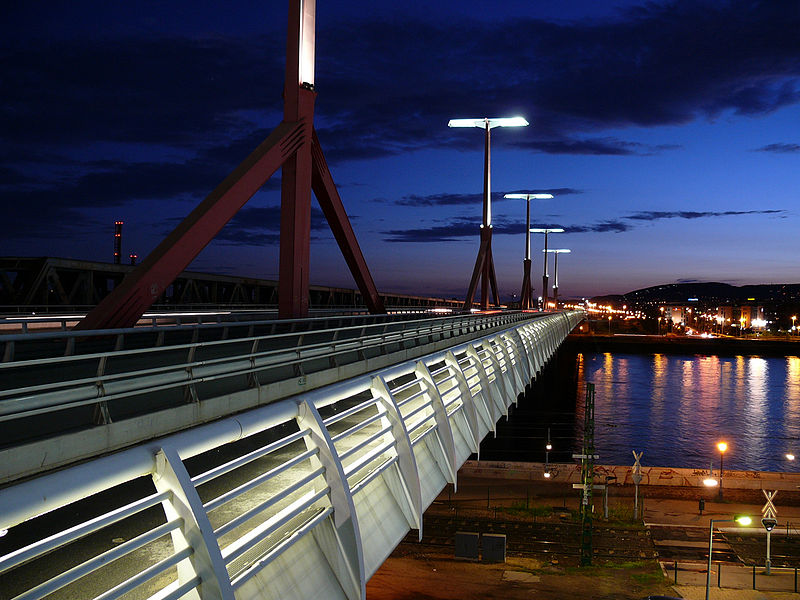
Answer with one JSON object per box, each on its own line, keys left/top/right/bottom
{"left": 632, "top": 451, "right": 643, "bottom": 485}
{"left": 762, "top": 490, "right": 779, "bottom": 574}
{"left": 762, "top": 490, "right": 778, "bottom": 520}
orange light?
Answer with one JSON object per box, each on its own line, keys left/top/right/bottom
{"left": 717, "top": 442, "right": 728, "bottom": 453}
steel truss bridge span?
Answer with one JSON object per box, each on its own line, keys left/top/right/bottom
{"left": 0, "top": 311, "right": 583, "bottom": 600}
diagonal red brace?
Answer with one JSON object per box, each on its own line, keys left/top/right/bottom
{"left": 311, "top": 130, "right": 385, "bottom": 314}
{"left": 75, "top": 121, "right": 306, "bottom": 330}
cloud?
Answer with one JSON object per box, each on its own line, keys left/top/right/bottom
{"left": 624, "top": 209, "right": 785, "bottom": 221}
{"left": 753, "top": 142, "right": 800, "bottom": 154}
{"left": 381, "top": 207, "right": 786, "bottom": 244}
{"left": 511, "top": 138, "right": 681, "bottom": 156}
{"left": 3, "top": 0, "right": 797, "bottom": 172}
{"left": 382, "top": 216, "right": 631, "bottom": 243}
{"left": 382, "top": 218, "right": 479, "bottom": 242}
{"left": 393, "top": 188, "right": 581, "bottom": 207}
{"left": 214, "top": 205, "right": 328, "bottom": 246}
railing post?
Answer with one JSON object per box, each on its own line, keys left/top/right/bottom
{"left": 370, "top": 375, "right": 423, "bottom": 534}
{"left": 296, "top": 399, "right": 365, "bottom": 600}
{"left": 152, "top": 445, "right": 234, "bottom": 600}
{"left": 414, "top": 361, "right": 458, "bottom": 487}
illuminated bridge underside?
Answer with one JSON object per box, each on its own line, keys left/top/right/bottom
{"left": 0, "top": 311, "right": 582, "bottom": 600}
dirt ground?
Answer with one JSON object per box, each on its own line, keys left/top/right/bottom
{"left": 366, "top": 543, "right": 675, "bottom": 600}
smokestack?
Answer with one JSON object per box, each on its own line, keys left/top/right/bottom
{"left": 114, "top": 220, "right": 123, "bottom": 264}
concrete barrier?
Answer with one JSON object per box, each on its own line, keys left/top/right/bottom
{"left": 459, "top": 460, "right": 800, "bottom": 496}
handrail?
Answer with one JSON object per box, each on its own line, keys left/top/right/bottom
{"left": 0, "top": 312, "right": 534, "bottom": 442}
{"left": 0, "top": 310, "right": 585, "bottom": 600}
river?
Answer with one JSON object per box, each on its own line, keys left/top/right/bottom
{"left": 480, "top": 350, "right": 800, "bottom": 473}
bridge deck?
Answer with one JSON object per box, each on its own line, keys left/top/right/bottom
{"left": 0, "top": 310, "right": 584, "bottom": 600}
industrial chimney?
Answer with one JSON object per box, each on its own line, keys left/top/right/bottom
{"left": 114, "top": 221, "right": 123, "bottom": 264}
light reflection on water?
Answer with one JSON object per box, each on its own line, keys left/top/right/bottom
{"left": 578, "top": 352, "right": 800, "bottom": 472}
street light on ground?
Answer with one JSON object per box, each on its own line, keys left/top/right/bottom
{"left": 530, "top": 228, "right": 564, "bottom": 310}
{"left": 716, "top": 441, "right": 727, "bottom": 498}
{"left": 706, "top": 516, "right": 752, "bottom": 600}
{"left": 448, "top": 117, "right": 529, "bottom": 311}
{"left": 544, "top": 248, "right": 570, "bottom": 308}
{"left": 504, "top": 193, "right": 553, "bottom": 309}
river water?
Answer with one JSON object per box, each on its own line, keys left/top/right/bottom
{"left": 481, "top": 351, "right": 800, "bottom": 473}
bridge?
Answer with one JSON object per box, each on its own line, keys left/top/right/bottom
{"left": 0, "top": 309, "right": 583, "bottom": 600}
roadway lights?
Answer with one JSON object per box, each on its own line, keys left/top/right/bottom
{"left": 529, "top": 228, "right": 564, "bottom": 310}
{"left": 716, "top": 442, "right": 727, "bottom": 498}
{"left": 449, "top": 117, "right": 529, "bottom": 310}
{"left": 544, "top": 248, "right": 571, "bottom": 308}
{"left": 505, "top": 193, "right": 554, "bottom": 309}
{"left": 787, "top": 453, "right": 796, "bottom": 461}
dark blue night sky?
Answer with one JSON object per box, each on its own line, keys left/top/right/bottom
{"left": 2, "top": 1, "right": 799, "bottom": 299}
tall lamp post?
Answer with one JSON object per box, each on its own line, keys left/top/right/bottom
{"left": 706, "top": 515, "right": 752, "bottom": 600}
{"left": 530, "top": 228, "right": 564, "bottom": 310}
{"left": 716, "top": 441, "right": 727, "bottom": 498}
{"left": 544, "top": 248, "right": 571, "bottom": 308}
{"left": 449, "top": 117, "right": 529, "bottom": 311}
{"left": 504, "top": 193, "right": 554, "bottom": 309}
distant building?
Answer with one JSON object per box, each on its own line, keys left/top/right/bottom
{"left": 716, "top": 305, "right": 766, "bottom": 330}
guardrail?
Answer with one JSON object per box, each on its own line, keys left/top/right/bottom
{"left": 0, "top": 311, "right": 560, "bottom": 481}
{"left": 0, "top": 310, "right": 583, "bottom": 600}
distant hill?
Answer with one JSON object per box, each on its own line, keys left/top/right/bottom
{"left": 593, "top": 282, "right": 800, "bottom": 306}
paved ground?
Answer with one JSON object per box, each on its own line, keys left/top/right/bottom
{"left": 367, "top": 471, "right": 800, "bottom": 599}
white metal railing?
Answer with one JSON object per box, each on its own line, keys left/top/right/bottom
{"left": 0, "top": 310, "right": 583, "bottom": 600}
{"left": 0, "top": 311, "right": 544, "bottom": 481}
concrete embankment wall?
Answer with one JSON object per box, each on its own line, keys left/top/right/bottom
{"left": 565, "top": 333, "right": 800, "bottom": 357}
{"left": 459, "top": 460, "right": 800, "bottom": 505}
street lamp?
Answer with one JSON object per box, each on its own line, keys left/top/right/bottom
{"left": 449, "top": 117, "right": 529, "bottom": 311}
{"left": 792, "top": 315, "right": 797, "bottom": 334}
{"left": 504, "top": 192, "right": 554, "bottom": 309}
{"left": 716, "top": 442, "right": 727, "bottom": 498}
{"left": 706, "top": 516, "right": 752, "bottom": 600}
{"left": 529, "top": 227, "right": 564, "bottom": 310}
{"left": 544, "top": 248, "right": 570, "bottom": 308}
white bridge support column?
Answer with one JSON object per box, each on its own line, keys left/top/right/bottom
{"left": 0, "top": 311, "right": 584, "bottom": 600}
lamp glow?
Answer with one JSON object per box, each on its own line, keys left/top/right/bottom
{"left": 448, "top": 116, "right": 529, "bottom": 129}
{"left": 504, "top": 193, "right": 554, "bottom": 200}
{"left": 543, "top": 471, "right": 551, "bottom": 478}
{"left": 703, "top": 478, "right": 718, "bottom": 487}
{"left": 787, "top": 453, "right": 795, "bottom": 461}
{"left": 717, "top": 442, "right": 728, "bottom": 453}
{"left": 736, "top": 515, "right": 752, "bottom": 526}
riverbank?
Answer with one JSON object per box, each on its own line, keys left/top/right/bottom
{"left": 461, "top": 460, "right": 800, "bottom": 505}
{"left": 566, "top": 333, "right": 800, "bottom": 357}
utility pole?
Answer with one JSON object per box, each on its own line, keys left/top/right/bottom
{"left": 573, "top": 382, "right": 596, "bottom": 566}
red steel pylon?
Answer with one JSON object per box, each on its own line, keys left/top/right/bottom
{"left": 76, "top": 0, "right": 384, "bottom": 330}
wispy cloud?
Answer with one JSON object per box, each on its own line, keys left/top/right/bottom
{"left": 624, "top": 209, "right": 785, "bottom": 221}
{"left": 393, "top": 188, "right": 581, "bottom": 207}
{"left": 753, "top": 142, "right": 800, "bottom": 154}
{"left": 381, "top": 208, "right": 786, "bottom": 243}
